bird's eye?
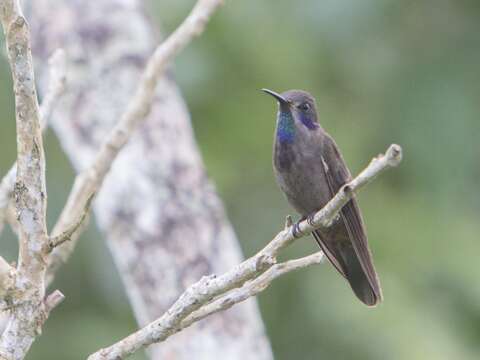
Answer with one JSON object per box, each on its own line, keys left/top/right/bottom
{"left": 299, "top": 103, "right": 310, "bottom": 111}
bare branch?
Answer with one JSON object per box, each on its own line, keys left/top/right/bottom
{"left": 0, "top": 0, "right": 50, "bottom": 357}
{"left": 44, "top": 289, "right": 65, "bottom": 315}
{"left": 179, "top": 252, "right": 324, "bottom": 329}
{"left": 46, "top": 0, "right": 225, "bottom": 285}
{"left": 1, "top": 3, "right": 47, "bottom": 283}
{"left": 87, "top": 144, "right": 402, "bottom": 360}
{"left": 0, "top": 48, "right": 66, "bottom": 237}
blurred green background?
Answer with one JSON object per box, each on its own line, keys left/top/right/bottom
{"left": 1, "top": 0, "right": 480, "bottom": 359}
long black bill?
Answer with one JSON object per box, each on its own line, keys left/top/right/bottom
{"left": 261, "top": 88, "right": 288, "bottom": 105}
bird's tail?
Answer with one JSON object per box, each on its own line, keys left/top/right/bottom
{"left": 312, "top": 230, "right": 381, "bottom": 306}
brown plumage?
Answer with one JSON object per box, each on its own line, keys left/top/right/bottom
{"left": 263, "top": 88, "right": 382, "bottom": 306}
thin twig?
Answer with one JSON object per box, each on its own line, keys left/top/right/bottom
{"left": 87, "top": 144, "right": 402, "bottom": 360}
{"left": 46, "top": 192, "right": 94, "bottom": 252}
{"left": 44, "top": 290, "right": 65, "bottom": 315}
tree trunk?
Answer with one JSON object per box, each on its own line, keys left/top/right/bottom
{"left": 25, "top": 0, "right": 273, "bottom": 358}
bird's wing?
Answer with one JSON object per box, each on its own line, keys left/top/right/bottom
{"left": 319, "top": 135, "right": 382, "bottom": 303}
{"left": 311, "top": 230, "right": 347, "bottom": 279}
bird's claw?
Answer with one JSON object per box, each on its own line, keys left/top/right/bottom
{"left": 306, "top": 213, "right": 316, "bottom": 227}
{"left": 291, "top": 214, "right": 315, "bottom": 238}
{"left": 292, "top": 221, "right": 303, "bottom": 238}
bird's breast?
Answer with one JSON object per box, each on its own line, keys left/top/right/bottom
{"left": 273, "top": 137, "right": 331, "bottom": 215}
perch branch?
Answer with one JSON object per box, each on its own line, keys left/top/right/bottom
{"left": 87, "top": 144, "right": 402, "bottom": 360}
{"left": 179, "top": 252, "right": 324, "bottom": 329}
{"left": 0, "top": 48, "right": 66, "bottom": 237}
{"left": 46, "top": 0, "right": 225, "bottom": 285}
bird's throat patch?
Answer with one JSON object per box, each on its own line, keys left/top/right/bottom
{"left": 277, "top": 111, "right": 295, "bottom": 143}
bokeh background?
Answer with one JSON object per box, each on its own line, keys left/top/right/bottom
{"left": 1, "top": 0, "right": 479, "bottom": 359}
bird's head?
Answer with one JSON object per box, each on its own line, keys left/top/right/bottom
{"left": 262, "top": 89, "right": 319, "bottom": 131}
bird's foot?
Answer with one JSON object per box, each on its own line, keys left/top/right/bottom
{"left": 292, "top": 221, "right": 302, "bottom": 238}
{"left": 306, "top": 213, "right": 316, "bottom": 227}
{"left": 292, "top": 218, "right": 305, "bottom": 238}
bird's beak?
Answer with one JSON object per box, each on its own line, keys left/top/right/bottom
{"left": 262, "top": 88, "right": 289, "bottom": 106}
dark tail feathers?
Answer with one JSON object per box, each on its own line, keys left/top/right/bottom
{"left": 312, "top": 230, "right": 381, "bottom": 307}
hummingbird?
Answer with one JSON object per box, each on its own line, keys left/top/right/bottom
{"left": 263, "top": 88, "right": 382, "bottom": 306}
